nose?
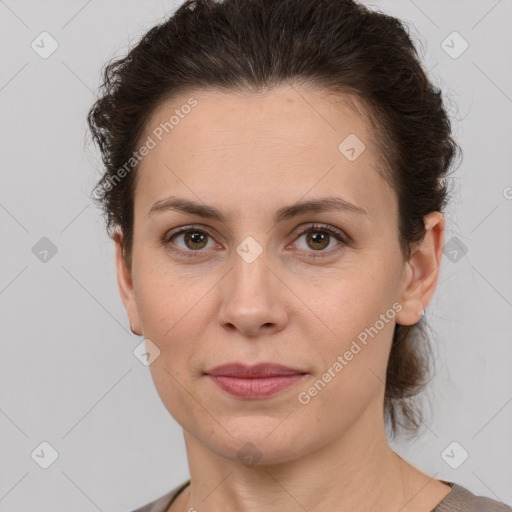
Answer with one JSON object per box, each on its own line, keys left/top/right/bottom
{"left": 217, "top": 249, "right": 289, "bottom": 337}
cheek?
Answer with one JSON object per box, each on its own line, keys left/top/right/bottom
{"left": 301, "top": 262, "right": 395, "bottom": 339}
{"left": 136, "top": 273, "right": 210, "bottom": 423}
{"left": 298, "top": 262, "right": 398, "bottom": 391}
{"left": 134, "top": 252, "right": 208, "bottom": 328}
{"left": 132, "top": 269, "right": 208, "bottom": 375}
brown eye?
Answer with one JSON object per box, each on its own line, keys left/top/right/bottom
{"left": 305, "top": 231, "right": 331, "bottom": 251}
{"left": 293, "top": 224, "right": 346, "bottom": 254}
{"left": 164, "top": 227, "right": 217, "bottom": 256}
{"left": 183, "top": 230, "right": 209, "bottom": 250}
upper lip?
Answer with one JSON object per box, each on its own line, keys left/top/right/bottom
{"left": 205, "top": 362, "right": 306, "bottom": 378}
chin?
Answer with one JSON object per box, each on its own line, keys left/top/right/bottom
{"left": 191, "top": 416, "right": 315, "bottom": 466}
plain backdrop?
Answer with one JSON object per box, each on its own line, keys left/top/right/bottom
{"left": 0, "top": 0, "right": 511, "bottom": 510}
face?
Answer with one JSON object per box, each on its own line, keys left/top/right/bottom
{"left": 115, "top": 85, "right": 443, "bottom": 464}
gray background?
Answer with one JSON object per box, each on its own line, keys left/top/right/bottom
{"left": 1, "top": 0, "right": 511, "bottom": 510}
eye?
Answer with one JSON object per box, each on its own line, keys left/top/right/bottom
{"left": 162, "top": 223, "right": 349, "bottom": 259}
{"left": 163, "top": 225, "right": 219, "bottom": 258}
{"left": 292, "top": 224, "right": 347, "bottom": 255}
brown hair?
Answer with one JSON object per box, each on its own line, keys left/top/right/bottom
{"left": 87, "top": 0, "right": 461, "bottom": 437}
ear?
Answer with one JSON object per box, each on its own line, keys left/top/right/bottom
{"left": 395, "top": 211, "right": 445, "bottom": 326}
{"left": 114, "top": 227, "right": 142, "bottom": 335}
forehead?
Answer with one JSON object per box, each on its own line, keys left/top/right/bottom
{"left": 134, "top": 85, "right": 395, "bottom": 222}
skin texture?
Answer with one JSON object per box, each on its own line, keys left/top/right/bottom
{"left": 115, "top": 85, "right": 450, "bottom": 511}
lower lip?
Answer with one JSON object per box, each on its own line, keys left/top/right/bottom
{"left": 207, "top": 374, "right": 306, "bottom": 398}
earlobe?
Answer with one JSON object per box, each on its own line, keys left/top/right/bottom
{"left": 395, "top": 211, "right": 445, "bottom": 326}
{"left": 114, "top": 227, "right": 142, "bottom": 335}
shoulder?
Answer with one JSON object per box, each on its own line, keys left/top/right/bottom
{"left": 435, "top": 482, "right": 512, "bottom": 512}
{"left": 128, "top": 480, "right": 512, "bottom": 512}
{"left": 129, "top": 480, "right": 190, "bottom": 512}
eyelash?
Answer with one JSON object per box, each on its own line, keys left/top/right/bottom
{"left": 162, "top": 223, "right": 349, "bottom": 260}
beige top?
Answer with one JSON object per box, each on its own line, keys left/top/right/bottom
{"left": 131, "top": 479, "right": 512, "bottom": 511}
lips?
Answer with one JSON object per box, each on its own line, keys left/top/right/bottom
{"left": 206, "top": 362, "right": 305, "bottom": 378}
{"left": 205, "top": 363, "right": 307, "bottom": 399}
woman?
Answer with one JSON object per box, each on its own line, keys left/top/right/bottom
{"left": 87, "top": 0, "right": 511, "bottom": 510}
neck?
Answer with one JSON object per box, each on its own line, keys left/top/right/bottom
{"left": 177, "top": 406, "right": 412, "bottom": 512}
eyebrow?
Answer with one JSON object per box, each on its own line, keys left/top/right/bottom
{"left": 148, "top": 195, "right": 368, "bottom": 223}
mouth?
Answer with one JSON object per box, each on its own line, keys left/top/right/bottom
{"left": 204, "top": 362, "right": 308, "bottom": 399}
